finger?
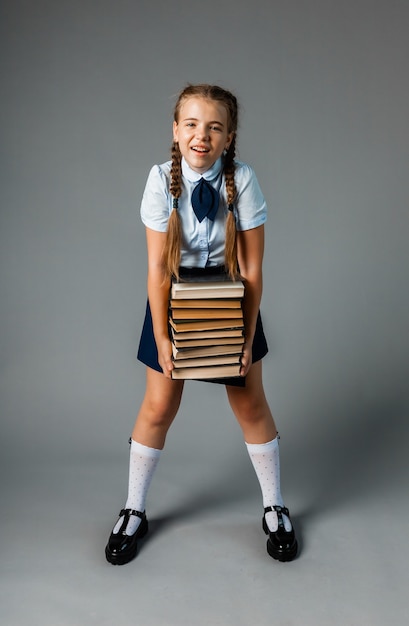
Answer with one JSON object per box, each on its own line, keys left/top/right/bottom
{"left": 240, "top": 356, "right": 248, "bottom": 376}
{"left": 161, "top": 366, "right": 172, "bottom": 379}
{"left": 164, "top": 358, "right": 174, "bottom": 374}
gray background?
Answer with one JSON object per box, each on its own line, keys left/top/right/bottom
{"left": 1, "top": 0, "right": 408, "bottom": 625}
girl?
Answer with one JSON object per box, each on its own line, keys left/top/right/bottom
{"left": 105, "top": 84, "right": 298, "bottom": 564}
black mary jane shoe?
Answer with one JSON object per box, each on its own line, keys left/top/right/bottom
{"left": 262, "top": 505, "right": 298, "bottom": 562}
{"left": 105, "top": 509, "right": 148, "bottom": 565}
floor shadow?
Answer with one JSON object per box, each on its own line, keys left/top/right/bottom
{"left": 137, "top": 450, "right": 260, "bottom": 547}
{"left": 287, "top": 396, "right": 409, "bottom": 523}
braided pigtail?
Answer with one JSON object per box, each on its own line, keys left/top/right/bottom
{"left": 163, "top": 141, "right": 183, "bottom": 280}
{"left": 224, "top": 136, "right": 239, "bottom": 279}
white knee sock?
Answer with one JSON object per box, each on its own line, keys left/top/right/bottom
{"left": 113, "top": 439, "right": 161, "bottom": 536}
{"left": 245, "top": 436, "right": 292, "bottom": 532}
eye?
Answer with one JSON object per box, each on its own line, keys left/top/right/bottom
{"left": 210, "top": 125, "right": 222, "bottom": 132}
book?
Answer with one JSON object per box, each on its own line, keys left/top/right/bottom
{"left": 172, "top": 336, "right": 244, "bottom": 349}
{"left": 172, "top": 354, "right": 242, "bottom": 369}
{"left": 172, "top": 342, "right": 244, "bottom": 360}
{"left": 171, "top": 363, "right": 242, "bottom": 380}
{"left": 170, "top": 298, "right": 242, "bottom": 309}
{"left": 171, "top": 279, "right": 244, "bottom": 300}
{"left": 169, "top": 317, "right": 244, "bottom": 333}
{"left": 171, "top": 327, "right": 244, "bottom": 341}
{"left": 171, "top": 307, "right": 243, "bottom": 320}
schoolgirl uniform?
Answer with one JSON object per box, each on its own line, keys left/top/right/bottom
{"left": 137, "top": 156, "right": 269, "bottom": 384}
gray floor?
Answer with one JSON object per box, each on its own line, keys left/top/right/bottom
{"left": 2, "top": 429, "right": 409, "bottom": 626}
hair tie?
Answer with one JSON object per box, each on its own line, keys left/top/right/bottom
{"left": 227, "top": 203, "right": 234, "bottom": 212}
{"left": 173, "top": 198, "right": 179, "bottom": 209}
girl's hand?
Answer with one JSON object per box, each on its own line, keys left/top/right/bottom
{"left": 157, "top": 338, "right": 174, "bottom": 378}
{"left": 240, "top": 341, "right": 253, "bottom": 377}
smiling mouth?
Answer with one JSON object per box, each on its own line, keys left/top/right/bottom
{"left": 191, "top": 146, "right": 210, "bottom": 153}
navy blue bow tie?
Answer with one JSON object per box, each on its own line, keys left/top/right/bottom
{"left": 191, "top": 178, "right": 219, "bottom": 222}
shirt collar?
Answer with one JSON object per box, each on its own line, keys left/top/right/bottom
{"left": 181, "top": 157, "right": 223, "bottom": 183}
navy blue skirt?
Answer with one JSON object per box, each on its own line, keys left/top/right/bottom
{"left": 137, "top": 267, "right": 268, "bottom": 387}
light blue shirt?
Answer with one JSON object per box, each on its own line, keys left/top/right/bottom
{"left": 140, "top": 157, "right": 267, "bottom": 268}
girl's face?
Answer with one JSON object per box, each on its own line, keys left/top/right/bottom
{"left": 173, "top": 96, "right": 234, "bottom": 174}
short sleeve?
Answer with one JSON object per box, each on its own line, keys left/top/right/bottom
{"left": 234, "top": 163, "right": 267, "bottom": 231}
{"left": 140, "top": 164, "right": 171, "bottom": 232}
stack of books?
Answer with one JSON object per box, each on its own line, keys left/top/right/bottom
{"left": 169, "top": 276, "right": 245, "bottom": 380}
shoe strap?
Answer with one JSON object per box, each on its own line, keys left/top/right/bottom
{"left": 119, "top": 508, "right": 145, "bottom": 520}
{"left": 264, "top": 505, "right": 290, "bottom": 528}
{"left": 264, "top": 505, "right": 289, "bottom": 515}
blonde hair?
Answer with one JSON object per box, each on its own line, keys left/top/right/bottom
{"left": 162, "top": 84, "right": 239, "bottom": 280}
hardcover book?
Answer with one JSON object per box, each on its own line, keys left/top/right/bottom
{"left": 171, "top": 363, "right": 242, "bottom": 380}
{"left": 172, "top": 336, "right": 244, "bottom": 349}
{"left": 172, "top": 354, "right": 242, "bottom": 369}
{"left": 170, "top": 298, "right": 242, "bottom": 309}
{"left": 171, "top": 327, "right": 244, "bottom": 341}
{"left": 169, "top": 317, "right": 244, "bottom": 333}
{"left": 172, "top": 342, "right": 244, "bottom": 360}
{"left": 171, "top": 307, "right": 243, "bottom": 320}
{"left": 171, "top": 279, "right": 244, "bottom": 300}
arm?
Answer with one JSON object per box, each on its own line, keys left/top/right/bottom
{"left": 145, "top": 227, "right": 174, "bottom": 378}
{"left": 236, "top": 224, "right": 265, "bottom": 376}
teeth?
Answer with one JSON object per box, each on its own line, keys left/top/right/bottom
{"left": 192, "top": 147, "right": 208, "bottom": 153}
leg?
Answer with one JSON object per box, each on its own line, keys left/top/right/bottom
{"left": 226, "top": 361, "right": 298, "bottom": 561}
{"left": 226, "top": 362, "right": 283, "bottom": 515}
{"left": 125, "top": 368, "right": 183, "bottom": 526}
{"left": 226, "top": 360, "right": 276, "bottom": 443}
{"left": 105, "top": 367, "right": 184, "bottom": 565}
{"left": 132, "top": 366, "right": 185, "bottom": 449}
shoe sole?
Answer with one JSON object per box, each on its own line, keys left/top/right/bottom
{"left": 105, "top": 518, "right": 149, "bottom": 565}
{"left": 266, "top": 537, "right": 298, "bottom": 562}
{"left": 263, "top": 517, "right": 298, "bottom": 562}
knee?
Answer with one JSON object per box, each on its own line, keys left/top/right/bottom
{"left": 140, "top": 393, "right": 181, "bottom": 429}
{"left": 228, "top": 394, "right": 268, "bottom": 426}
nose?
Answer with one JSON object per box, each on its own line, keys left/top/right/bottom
{"left": 195, "top": 124, "right": 209, "bottom": 140}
